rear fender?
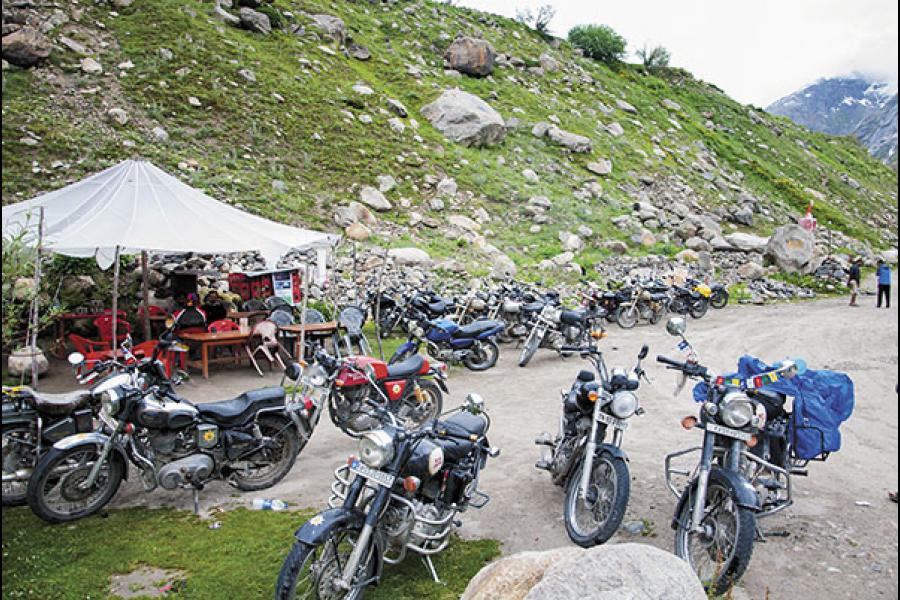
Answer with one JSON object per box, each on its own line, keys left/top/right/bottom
{"left": 477, "top": 326, "right": 504, "bottom": 340}
{"left": 52, "top": 432, "right": 129, "bottom": 481}
{"left": 670, "top": 466, "right": 759, "bottom": 529}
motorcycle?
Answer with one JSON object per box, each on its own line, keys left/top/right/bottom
{"left": 657, "top": 316, "right": 827, "bottom": 593}
{"left": 497, "top": 288, "right": 558, "bottom": 344}
{"left": 668, "top": 284, "right": 709, "bottom": 319}
{"left": 703, "top": 281, "right": 729, "bottom": 310}
{"left": 518, "top": 303, "right": 603, "bottom": 368}
{"left": 2, "top": 335, "right": 186, "bottom": 506}
{"left": 614, "top": 281, "right": 670, "bottom": 329}
{"left": 300, "top": 347, "right": 449, "bottom": 436}
{"left": 536, "top": 339, "right": 649, "bottom": 546}
{"left": 275, "top": 393, "right": 498, "bottom": 599}
{"left": 390, "top": 314, "right": 504, "bottom": 372}
{"left": 26, "top": 363, "right": 305, "bottom": 523}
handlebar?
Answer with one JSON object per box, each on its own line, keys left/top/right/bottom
{"left": 656, "top": 355, "right": 686, "bottom": 369}
{"left": 656, "top": 355, "right": 708, "bottom": 378}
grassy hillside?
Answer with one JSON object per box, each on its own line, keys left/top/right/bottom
{"left": 2, "top": 0, "right": 897, "bottom": 278}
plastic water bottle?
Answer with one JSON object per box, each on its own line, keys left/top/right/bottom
{"left": 252, "top": 498, "right": 288, "bottom": 511}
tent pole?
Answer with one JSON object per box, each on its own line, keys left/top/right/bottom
{"left": 373, "top": 249, "right": 388, "bottom": 361}
{"left": 28, "top": 207, "right": 45, "bottom": 388}
{"left": 298, "top": 263, "right": 310, "bottom": 360}
{"left": 111, "top": 245, "right": 121, "bottom": 350}
{"left": 141, "top": 250, "right": 151, "bottom": 341}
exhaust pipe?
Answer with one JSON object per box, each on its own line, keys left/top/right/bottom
{"left": 2, "top": 468, "right": 32, "bottom": 482}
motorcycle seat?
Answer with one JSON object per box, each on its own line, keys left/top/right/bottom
{"left": 650, "top": 293, "right": 669, "bottom": 302}
{"left": 385, "top": 355, "right": 426, "bottom": 379}
{"left": 560, "top": 309, "right": 589, "bottom": 325}
{"left": 435, "top": 411, "right": 488, "bottom": 462}
{"left": 455, "top": 320, "right": 503, "bottom": 338}
{"left": 522, "top": 301, "right": 544, "bottom": 313}
{"left": 24, "top": 388, "right": 92, "bottom": 417}
{"left": 197, "top": 387, "right": 285, "bottom": 426}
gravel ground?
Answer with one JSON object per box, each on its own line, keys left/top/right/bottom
{"left": 35, "top": 275, "right": 898, "bottom": 599}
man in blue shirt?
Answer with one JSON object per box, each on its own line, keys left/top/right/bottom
{"left": 876, "top": 260, "right": 892, "bottom": 308}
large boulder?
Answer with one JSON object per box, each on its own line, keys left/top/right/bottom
{"left": 462, "top": 544, "right": 705, "bottom": 600}
{"left": 545, "top": 126, "right": 593, "bottom": 153}
{"left": 490, "top": 253, "right": 518, "bottom": 278}
{"left": 421, "top": 88, "right": 506, "bottom": 147}
{"left": 309, "top": 14, "right": 346, "bottom": 44}
{"left": 765, "top": 224, "right": 819, "bottom": 274}
{"left": 444, "top": 36, "right": 495, "bottom": 77}
{"left": 388, "top": 247, "right": 431, "bottom": 267}
{"left": 725, "top": 232, "right": 769, "bottom": 252}
{"left": 2, "top": 26, "right": 52, "bottom": 67}
{"left": 239, "top": 7, "right": 271, "bottom": 34}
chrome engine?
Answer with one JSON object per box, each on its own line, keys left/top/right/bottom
{"left": 157, "top": 454, "right": 215, "bottom": 489}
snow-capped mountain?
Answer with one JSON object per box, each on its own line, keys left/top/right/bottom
{"left": 766, "top": 76, "right": 897, "bottom": 164}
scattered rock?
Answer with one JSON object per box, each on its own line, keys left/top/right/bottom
{"left": 388, "top": 247, "right": 431, "bottom": 266}
{"left": 616, "top": 99, "right": 638, "bottom": 114}
{"left": 538, "top": 52, "right": 561, "bottom": 72}
{"left": 737, "top": 261, "right": 766, "bottom": 280}
{"left": 386, "top": 98, "right": 408, "bottom": 118}
{"left": 461, "top": 547, "right": 583, "bottom": 600}
{"left": 420, "top": 88, "right": 506, "bottom": 147}
{"left": 309, "top": 13, "right": 346, "bottom": 44}
{"left": 107, "top": 107, "right": 128, "bottom": 125}
{"left": 725, "top": 232, "right": 769, "bottom": 252}
{"left": 1, "top": 28, "right": 50, "bottom": 68}
{"left": 437, "top": 177, "right": 457, "bottom": 197}
{"left": 344, "top": 222, "right": 371, "bottom": 241}
{"left": 239, "top": 7, "right": 271, "bottom": 34}
{"left": 586, "top": 159, "right": 612, "bottom": 176}
{"left": 80, "top": 57, "right": 102, "bottom": 74}
{"left": 662, "top": 98, "right": 682, "bottom": 111}
{"left": 376, "top": 175, "right": 397, "bottom": 193}
{"left": 151, "top": 126, "right": 169, "bottom": 142}
{"left": 444, "top": 36, "right": 495, "bottom": 77}
{"left": 544, "top": 125, "right": 592, "bottom": 153}
{"left": 358, "top": 186, "right": 392, "bottom": 211}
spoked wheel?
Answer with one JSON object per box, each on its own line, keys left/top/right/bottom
{"left": 518, "top": 330, "right": 542, "bottom": 367}
{"left": 674, "top": 481, "right": 756, "bottom": 595}
{"left": 26, "top": 445, "right": 124, "bottom": 523}
{"left": 2, "top": 425, "right": 37, "bottom": 506}
{"left": 231, "top": 416, "right": 301, "bottom": 491}
{"left": 463, "top": 340, "right": 500, "bottom": 371}
{"left": 615, "top": 305, "right": 638, "bottom": 329}
{"left": 690, "top": 297, "right": 709, "bottom": 319}
{"left": 393, "top": 380, "right": 443, "bottom": 430}
{"left": 710, "top": 289, "right": 729, "bottom": 310}
{"left": 275, "top": 526, "right": 377, "bottom": 600}
{"left": 564, "top": 456, "right": 630, "bottom": 547}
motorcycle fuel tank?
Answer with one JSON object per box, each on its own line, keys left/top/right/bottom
{"left": 135, "top": 397, "right": 199, "bottom": 430}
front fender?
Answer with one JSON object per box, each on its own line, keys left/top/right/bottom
{"left": 596, "top": 443, "right": 628, "bottom": 462}
{"left": 670, "top": 466, "right": 759, "bottom": 530}
{"left": 295, "top": 507, "right": 366, "bottom": 545}
{"left": 51, "top": 432, "right": 129, "bottom": 480}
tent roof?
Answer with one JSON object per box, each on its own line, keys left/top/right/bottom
{"left": 1, "top": 160, "right": 338, "bottom": 268}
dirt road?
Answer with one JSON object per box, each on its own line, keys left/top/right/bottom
{"left": 38, "top": 281, "right": 899, "bottom": 599}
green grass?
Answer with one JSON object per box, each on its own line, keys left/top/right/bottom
{"left": 1, "top": 506, "right": 499, "bottom": 600}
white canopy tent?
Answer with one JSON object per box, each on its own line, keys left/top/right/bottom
{"left": 2, "top": 160, "right": 339, "bottom": 382}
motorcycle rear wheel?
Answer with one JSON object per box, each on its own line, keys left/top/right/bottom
{"left": 393, "top": 380, "right": 443, "bottom": 429}
{"left": 231, "top": 416, "right": 301, "bottom": 491}
{"left": 463, "top": 340, "right": 500, "bottom": 371}
{"left": 275, "top": 526, "right": 377, "bottom": 600}
{"left": 564, "top": 456, "right": 630, "bottom": 547}
{"left": 710, "top": 289, "right": 729, "bottom": 309}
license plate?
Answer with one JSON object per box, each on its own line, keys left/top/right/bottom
{"left": 349, "top": 460, "right": 396, "bottom": 488}
{"left": 596, "top": 412, "right": 629, "bottom": 430}
{"left": 706, "top": 422, "right": 752, "bottom": 441}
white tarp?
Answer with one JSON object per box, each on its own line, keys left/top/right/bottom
{"left": 1, "top": 160, "right": 338, "bottom": 268}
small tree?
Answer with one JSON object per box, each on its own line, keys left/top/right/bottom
{"left": 637, "top": 44, "right": 671, "bottom": 70}
{"left": 568, "top": 24, "right": 627, "bottom": 63}
{"left": 516, "top": 4, "right": 556, "bottom": 35}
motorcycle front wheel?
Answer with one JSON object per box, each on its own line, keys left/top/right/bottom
{"left": 710, "top": 289, "right": 729, "bottom": 309}
{"left": 463, "top": 340, "right": 500, "bottom": 371}
{"left": 230, "top": 416, "right": 301, "bottom": 491}
{"left": 518, "top": 330, "right": 542, "bottom": 367}
{"left": 674, "top": 480, "right": 756, "bottom": 595}
{"left": 689, "top": 297, "right": 709, "bottom": 319}
{"left": 26, "top": 445, "right": 124, "bottom": 523}
{"left": 564, "top": 455, "right": 630, "bottom": 547}
{"left": 275, "top": 526, "right": 378, "bottom": 600}
{"left": 615, "top": 305, "right": 638, "bottom": 329}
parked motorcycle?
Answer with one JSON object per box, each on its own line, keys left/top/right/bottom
{"left": 668, "top": 284, "right": 709, "bottom": 319}
{"left": 2, "top": 335, "right": 186, "bottom": 506}
{"left": 26, "top": 363, "right": 305, "bottom": 523}
{"left": 275, "top": 393, "right": 498, "bottom": 599}
{"left": 614, "top": 281, "right": 669, "bottom": 329}
{"left": 704, "top": 281, "right": 729, "bottom": 310}
{"left": 657, "top": 317, "right": 840, "bottom": 593}
{"left": 518, "top": 303, "right": 603, "bottom": 367}
{"left": 536, "top": 340, "right": 649, "bottom": 546}
{"left": 391, "top": 314, "right": 504, "bottom": 372}
{"left": 497, "top": 288, "right": 559, "bottom": 344}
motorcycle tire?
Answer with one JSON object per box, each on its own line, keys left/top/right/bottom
{"left": 674, "top": 479, "right": 756, "bottom": 595}
{"left": 649, "top": 305, "right": 667, "bottom": 325}
{"left": 230, "top": 415, "right": 301, "bottom": 491}
{"left": 563, "top": 456, "right": 630, "bottom": 548}
{"left": 26, "top": 444, "right": 124, "bottom": 524}
{"left": 275, "top": 525, "right": 378, "bottom": 600}
{"left": 518, "top": 330, "right": 542, "bottom": 367}
{"left": 463, "top": 340, "right": 500, "bottom": 371}
{"left": 689, "top": 297, "right": 709, "bottom": 319}
{"left": 2, "top": 424, "right": 36, "bottom": 506}
{"left": 615, "top": 305, "right": 638, "bottom": 329}
{"left": 393, "top": 380, "right": 443, "bottom": 429}
{"left": 710, "top": 289, "right": 729, "bottom": 309}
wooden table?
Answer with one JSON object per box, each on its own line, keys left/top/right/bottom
{"left": 179, "top": 329, "right": 251, "bottom": 379}
{"left": 279, "top": 321, "right": 342, "bottom": 358}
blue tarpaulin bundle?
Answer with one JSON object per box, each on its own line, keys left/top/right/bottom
{"left": 693, "top": 356, "right": 855, "bottom": 460}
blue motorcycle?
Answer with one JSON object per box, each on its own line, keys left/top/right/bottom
{"left": 390, "top": 316, "right": 505, "bottom": 371}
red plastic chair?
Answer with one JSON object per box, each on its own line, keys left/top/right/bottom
{"left": 69, "top": 334, "right": 111, "bottom": 355}
{"left": 137, "top": 305, "right": 166, "bottom": 318}
{"left": 94, "top": 315, "right": 132, "bottom": 345}
{"left": 208, "top": 319, "right": 240, "bottom": 333}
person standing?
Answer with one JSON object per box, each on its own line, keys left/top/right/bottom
{"left": 876, "top": 260, "right": 892, "bottom": 308}
{"left": 847, "top": 258, "right": 862, "bottom": 307}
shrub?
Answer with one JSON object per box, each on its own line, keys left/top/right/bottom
{"left": 568, "top": 24, "right": 627, "bottom": 63}
{"left": 636, "top": 44, "right": 671, "bottom": 70}
{"left": 516, "top": 4, "right": 556, "bottom": 35}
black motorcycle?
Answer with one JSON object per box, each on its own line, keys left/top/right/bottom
{"left": 536, "top": 342, "right": 648, "bottom": 546}
{"left": 26, "top": 363, "right": 305, "bottom": 523}
{"left": 668, "top": 284, "right": 709, "bottom": 319}
{"left": 518, "top": 302, "right": 603, "bottom": 368}
{"left": 275, "top": 393, "right": 498, "bottom": 599}
{"left": 2, "top": 335, "right": 185, "bottom": 506}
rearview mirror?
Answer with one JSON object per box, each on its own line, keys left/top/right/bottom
{"left": 666, "top": 317, "right": 687, "bottom": 337}
{"left": 638, "top": 344, "right": 649, "bottom": 360}
{"left": 465, "top": 393, "right": 485, "bottom": 414}
{"left": 68, "top": 352, "right": 85, "bottom": 367}
{"left": 173, "top": 370, "right": 191, "bottom": 385}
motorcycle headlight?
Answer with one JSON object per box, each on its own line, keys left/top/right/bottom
{"left": 359, "top": 430, "right": 395, "bottom": 469}
{"left": 412, "top": 326, "right": 425, "bottom": 338}
{"left": 720, "top": 393, "right": 754, "bottom": 428}
{"left": 100, "top": 388, "right": 122, "bottom": 419}
{"left": 301, "top": 364, "right": 328, "bottom": 388}
{"left": 610, "top": 391, "right": 639, "bottom": 419}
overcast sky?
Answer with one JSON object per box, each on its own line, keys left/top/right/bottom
{"left": 457, "top": 0, "right": 899, "bottom": 106}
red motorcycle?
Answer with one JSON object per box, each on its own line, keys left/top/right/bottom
{"left": 289, "top": 349, "right": 448, "bottom": 443}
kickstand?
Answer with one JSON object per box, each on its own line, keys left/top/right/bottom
{"left": 192, "top": 487, "right": 200, "bottom": 515}
{"left": 422, "top": 556, "right": 442, "bottom": 585}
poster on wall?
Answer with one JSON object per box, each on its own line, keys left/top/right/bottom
{"left": 272, "top": 271, "right": 294, "bottom": 304}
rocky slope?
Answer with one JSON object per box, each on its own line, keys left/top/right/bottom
{"left": 767, "top": 76, "right": 898, "bottom": 164}
{"left": 2, "top": 0, "right": 898, "bottom": 285}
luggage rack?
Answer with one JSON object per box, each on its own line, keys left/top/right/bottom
{"left": 790, "top": 422, "right": 832, "bottom": 463}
